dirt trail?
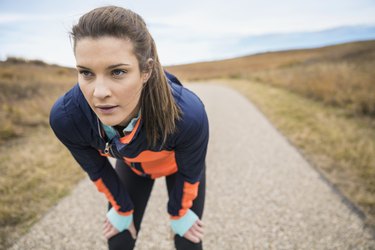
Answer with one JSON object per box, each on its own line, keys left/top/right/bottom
{"left": 10, "top": 83, "right": 375, "bottom": 249}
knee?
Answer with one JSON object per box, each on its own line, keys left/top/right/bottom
{"left": 108, "top": 230, "right": 136, "bottom": 250}
{"left": 174, "top": 235, "right": 203, "bottom": 250}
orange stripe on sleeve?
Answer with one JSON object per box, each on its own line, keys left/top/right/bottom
{"left": 94, "top": 178, "right": 133, "bottom": 216}
{"left": 171, "top": 181, "right": 200, "bottom": 219}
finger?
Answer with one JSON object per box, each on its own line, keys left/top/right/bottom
{"left": 129, "top": 229, "right": 137, "bottom": 240}
{"left": 104, "top": 227, "right": 115, "bottom": 239}
{"left": 105, "top": 227, "right": 120, "bottom": 240}
{"left": 184, "top": 231, "right": 200, "bottom": 243}
{"left": 128, "top": 222, "right": 137, "bottom": 239}
{"left": 103, "top": 220, "right": 111, "bottom": 231}
{"left": 104, "top": 230, "right": 111, "bottom": 239}
{"left": 196, "top": 219, "right": 204, "bottom": 227}
{"left": 190, "top": 225, "right": 204, "bottom": 240}
{"left": 103, "top": 220, "right": 114, "bottom": 235}
{"left": 192, "top": 222, "right": 204, "bottom": 234}
{"left": 103, "top": 227, "right": 111, "bottom": 236}
{"left": 103, "top": 224, "right": 111, "bottom": 235}
{"left": 191, "top": 229, "right": 204, "bottom": 241}
{"left": 103, "top": 220, "right": 120, "bottom": 240}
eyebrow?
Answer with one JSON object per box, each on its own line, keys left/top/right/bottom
{"left": 76, "top": 63, "right": 131, "bottom": 70}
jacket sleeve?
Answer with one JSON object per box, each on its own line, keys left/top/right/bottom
{"left": 168, "top": 91, "right": 209, "bottom": 235}
{"left": 49, "top": 96, "right": 134, "bottom": 231}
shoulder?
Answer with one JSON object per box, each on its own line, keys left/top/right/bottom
{"left": 50, "top": 84, "right": 78, "bottom": 124}
{"left": 49, "top": 84, "right": 88, "bottom": 144}
{"left": 174, "top": 86, "right": 209, "bottom": 145}
{"left": 179, "top": 87, "right": 206, "bottom": 123}
{"left": 166, "top": 72, "right": 206, "bottom": 129}
{"left": 166, "top": 73, "right": 207, "bottom": 128}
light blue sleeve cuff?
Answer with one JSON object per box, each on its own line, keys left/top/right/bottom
{"left": 106, "top": 207, "right": 133, "bottom": 232}
{"left": 170, "top": 209, "right": 199, "bottom": 237}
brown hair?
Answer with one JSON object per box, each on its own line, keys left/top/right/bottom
{"left": 70, "top": 6, "right": 181, "bottom": 146}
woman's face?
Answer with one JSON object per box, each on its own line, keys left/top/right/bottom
{"left": 75, "top": 36, "right": 149, "bottom": 127}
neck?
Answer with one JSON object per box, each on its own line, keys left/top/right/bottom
{"left": 119, "top": 105, "right": 140, "bottom": 127}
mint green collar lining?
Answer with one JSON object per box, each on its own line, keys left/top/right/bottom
{"left": 101, "top": 110, "right": 141, "bottom": 140}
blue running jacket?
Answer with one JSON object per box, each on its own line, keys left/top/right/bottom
{"left": 49, "top": 72, "right": 209, "bottom": 235}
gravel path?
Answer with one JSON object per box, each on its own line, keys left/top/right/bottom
{"left": 10, "top": 83, "right": 375, "bottom": 249}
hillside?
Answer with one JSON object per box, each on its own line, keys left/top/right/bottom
{"left": 166, "top": 40, "right": 375, "bottom": 117}
{"left": 166, "top": 40, "right": 375, "bottom": 80}
{"left": 0, "top": 58, "right": 76, "bottom": 143}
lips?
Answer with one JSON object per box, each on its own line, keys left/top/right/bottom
{"left": 95, "top": 104, "right": 119, "bottom": 114}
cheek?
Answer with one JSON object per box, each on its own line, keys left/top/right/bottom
{"left": 78, "top": 83, "right": 93, "bottom": 103}
{"left": 118, "top": 79, "right": 143, "bottom": 97}
{"left": 118, "top": 85, "right": 141, "bottom": 101}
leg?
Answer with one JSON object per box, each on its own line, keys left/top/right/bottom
{"left": 166, "top": 164, "right": 206, "bottom": 250}
{"left": 107, "top": 160, "right": 155, "bottom": 250}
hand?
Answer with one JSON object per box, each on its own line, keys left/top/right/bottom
{"left": 183, "top": 219, "right": 204, "bottom": 243}
{"left": 103, "top": 218, "right": 137, "bottom": 240}
{"left": 103, "top": 218, "right": 119, "bottom": 240}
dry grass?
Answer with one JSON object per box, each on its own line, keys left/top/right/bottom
{"left": 251, "top": 51, "right": 375, "bottom": 117}
{"left": 0, "top": 58, "right": 85, "bottom": 249}
{"left": 0, "top": 128, "right": 84, "bottom": 249}
{"left": 166, "top": 40, "right": 375, "bottom": 117}
{"left": 0, "top": 58, "right": 77, "bottom": 143}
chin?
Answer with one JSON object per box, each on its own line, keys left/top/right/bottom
{"left": 98, "top": 117, "right": 120, "bottom": 127}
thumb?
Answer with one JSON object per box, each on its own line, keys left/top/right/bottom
{"left": 129, "top": 221, "right": 137, "bottom": 240}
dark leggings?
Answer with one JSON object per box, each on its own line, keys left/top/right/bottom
{"left": 108, "top": 160, "right": 206, "bottom": 250}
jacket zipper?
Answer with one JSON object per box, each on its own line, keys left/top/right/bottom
{"left": 98, "top": 118, "right": 115, "bottom": 157}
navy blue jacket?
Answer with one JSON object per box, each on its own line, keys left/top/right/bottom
{"left": 50, "top": 73, "right": 209, "bottom": 219}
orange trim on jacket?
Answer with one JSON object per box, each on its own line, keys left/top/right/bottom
{"left": 94, "top": 178, "right": 133, "bottom": 216}
{"left": 124, "top": 150, "right": 178, "bottom": 179}
{"left": 119, "top": 117, "right": 142, "bottom": 144}
{"left": 171, "top": 181, "right": 200, "bottom": 219}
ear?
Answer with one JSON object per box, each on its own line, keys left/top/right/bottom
{"left": 142, "top": 58, "right": 154, "bottom": 83}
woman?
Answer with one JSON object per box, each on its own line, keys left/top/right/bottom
{"left": 49, "top": 5, "right": 209, "bottom": 250}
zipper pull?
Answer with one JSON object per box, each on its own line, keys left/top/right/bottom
{"left": 104, "top": 142, "right": 110, "bottom": 154}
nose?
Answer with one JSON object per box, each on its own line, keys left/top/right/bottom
{"left": 93, "top": 77, "right": 111, "bottom": 99}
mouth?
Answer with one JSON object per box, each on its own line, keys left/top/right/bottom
{"left": 95, "top": 105, "right": 119, "bottom": 114}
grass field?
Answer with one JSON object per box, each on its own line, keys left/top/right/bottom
{"left": 167, "top": 40, "right": 375, "bottom": 118}
{"left": 1, "top": 40, "right": 374, "bottom": 248}
{"left": 0, "top": 58, "right": 85, "bottom": 249}
{"left": 0, "top": 58, "right": 77, "bottom": 143}
{"left": 0, "top": 128, "right": 84, "bottom": 248}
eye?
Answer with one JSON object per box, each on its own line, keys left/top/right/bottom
{"left": 112, "top": 69, "right": 126, "bottom": 77}
{"left": 79, "top": 70, "right": 94, "bottom": 78}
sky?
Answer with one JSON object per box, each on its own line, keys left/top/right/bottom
{"left": 1, "top": 0, "right": 375, "bottom": 67}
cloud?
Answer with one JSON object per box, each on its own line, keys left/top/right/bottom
{"left": 1, "top": 0, "right": 375, "bottom": 66}
{"left": 0, "top": 13, "right": 63, "bottom": 23}
{"left": 0, "top": 14, "right": 27, "bottom": 23}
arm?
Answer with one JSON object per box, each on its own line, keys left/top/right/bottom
{"left": 168, "top": 101, "right": 209, "bottom": 237}
{"left": 49, "top": 96, "right": 133, "bottom": 232}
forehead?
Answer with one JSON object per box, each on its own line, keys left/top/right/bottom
{"left": 75, "top": 36, "right": 138, "bottom": 67}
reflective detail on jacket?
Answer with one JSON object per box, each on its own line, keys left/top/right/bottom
{"left": 49, "top": 72, "right": 209, "bottom": 218}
